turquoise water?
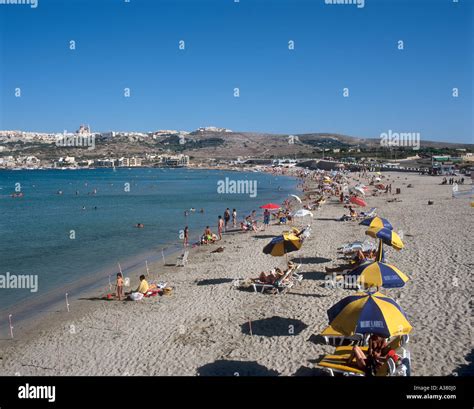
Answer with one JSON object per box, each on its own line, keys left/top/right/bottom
{"left": 0, "top": 168, "right": 297, "bottom": 314}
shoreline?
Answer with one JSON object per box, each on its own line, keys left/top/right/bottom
{"left": 0, "top": 167, "right": 301, "bottom": 343}
{"left": 0, "top": 170, "right": 471, "bottom": 376}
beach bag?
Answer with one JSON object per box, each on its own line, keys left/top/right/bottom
{"left": 130, "top": 292, "right": 144, "bottom": 301}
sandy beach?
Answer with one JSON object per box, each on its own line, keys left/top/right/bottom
{"left": 0, "top": 171, "right": 472, "bottom": 377}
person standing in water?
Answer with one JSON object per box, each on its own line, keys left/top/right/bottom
{"left": 232, "top": 209, "right": 237, "bottom": 228}
{"left": 224, "top": 208, "right": 231, "bottom": 231}
{"left": 183, "top": 226, "right": 189, "bottom": 247}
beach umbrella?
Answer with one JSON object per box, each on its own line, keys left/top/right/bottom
{"left": 290, "top": 194, "right": 302, "bottom": 203}
{"left": 291, "top": 209, "right": 313, "bottom": 218}
{"left": 360, "top": 217, "right": 393, "bottom": 230}
{"left": 260, "top": 203, "right": 280, "bottom": 210}
{"left": 354, "top": 186, "right": 365, "bottom": 196}
{"left": 263, "top": 232, "right": 302, "bottom": 257}
{"left": 320, "top": 324, "right": 344, "bottom": 337}
{"left": 327, "top": 291, "right": 412, "bottom": 338}
{"left": 346, "top": 261, "right": 409, "bottom": 289}
{"left": 365, "top": 227, "right": 404, "bottom": 250}
{"left": 350, "top": 196, "right": 367, "bottom": 207}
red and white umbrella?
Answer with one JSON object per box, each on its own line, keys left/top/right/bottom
{"left": 260, "top": 203, "right": 281, "bottom": 210}
{"left": 350, "top": 196, "right": 367, "bottom": 207}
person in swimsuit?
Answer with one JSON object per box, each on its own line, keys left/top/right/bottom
{"left": 116, "top": 273, "right": 124, "bottom": 300}
{"left": 224, "top": 208, "right": 231, "bottom": 231}
{"left": 183, "top": 226, "right": 189, "bottom": 247}
{"left": 218, "top": 216, "right": 224, "bottom": 240}
{"left": 348, "top": 334, "right": 399, "bottom": 376}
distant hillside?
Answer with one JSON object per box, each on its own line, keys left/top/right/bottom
{"left": 1, "top": 130, "right": 472, "bottom": 162}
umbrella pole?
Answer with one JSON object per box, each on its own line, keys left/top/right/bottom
{"left": 376, "top": 240, "right": 383, "bottom": 262}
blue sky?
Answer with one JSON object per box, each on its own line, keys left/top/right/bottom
{"left": 0, "top": 0, "right": 472, "bottom": 143}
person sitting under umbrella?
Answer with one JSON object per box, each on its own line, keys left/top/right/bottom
{"left": 347, "top": 333, "right": 400, "bottom": 376}
{"left": 325, "top": 250, "right": 373, "bottom": 273}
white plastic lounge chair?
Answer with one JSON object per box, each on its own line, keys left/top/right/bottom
{"left": 359, "top": 207, "right": 377, "bottom": 219}
{"left": 251, "top": 267, "right": 295, "bottom": 294}
{"left": 338, "top": 240, "right": 376, "bottom": 255}
{"left": 176, "top": 250, "right": 189, "bottom": 267}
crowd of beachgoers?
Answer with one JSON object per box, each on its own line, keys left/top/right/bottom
{"left": 0, "top": 166, "right": 471, "bottom": 377}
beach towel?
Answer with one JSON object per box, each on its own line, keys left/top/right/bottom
{"left": 144, "top": 289, "right": 162, "bottom": 297}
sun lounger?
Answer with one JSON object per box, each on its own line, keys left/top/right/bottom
{"left": 338, "top": 241, "right": 376, "bottom": 256}
{"left": 233, "top": 264, "right": 302, "bottom": 294}
{"left": 359, "top": 208, "right": 377, "bottom": 219}
{"left": 321, "top": 325, "right": 368, "bottom": 346}
{"left": 251, "top": 268, "right": 294, "bottom": 294}
{"left": 176, "top": 250, "right": 189, "bottom": 267}
{"left": 318, "top": 347, "right": 397, "bottom": 376}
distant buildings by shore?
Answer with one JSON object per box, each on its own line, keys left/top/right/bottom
{"left": 0, "top": 154, "right": 190, "bottom": 170}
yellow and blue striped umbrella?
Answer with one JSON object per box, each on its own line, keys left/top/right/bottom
{"left": 365, "top": 227, "right": 404, "bottom": 250}
{"left": 263, "top": 232, "right": 302, "bottom": 256}
{"left": 346, "top": 261, "right": 409, "bottom": 288}
{"left": 327, "top": 291, "right": 412, "bottom": 338}
{"left": 360, "top": 217, "right": 393, "bottom": 230}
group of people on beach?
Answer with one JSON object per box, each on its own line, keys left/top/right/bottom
{"left": 114, "top": 273, "right": 157, "bottom": 301}
{"left": 441, "top": 177, "right": 465, "bottom": 185}
{"left": 183, "top": 206, "right": 286, "bottom": 246}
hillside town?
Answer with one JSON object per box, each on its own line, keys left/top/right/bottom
{"left": 0, "top": 125, "right": 472, "bottom": 175}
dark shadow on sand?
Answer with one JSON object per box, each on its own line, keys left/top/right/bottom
{"left": 197, "top": 360, "right": 279, "bottom": 376}
{"left": 78, "top": 297, "right": 110, "bottom": 301}
{"left": 293, "top": 365, "right": 331, "bottom": 376}
{"left": 290, "top": 292, "right": 328, "bottom": 299}
{"left": 300, "top": 271, "right": 327, "bottom": 281}
{"left": 241, "top": 316, "right": 308, "bottom": 337}
{"left": 308, "top": 334, "right": 327, "bottom": 345}
{"left": 196, "top": 278, "right": 233, "bottom": 286}
{"left": 296, "top": 257, "right": 332, "bottom": 265}
{"left": 453, "top": 349, "right": 474, "bottom": 376}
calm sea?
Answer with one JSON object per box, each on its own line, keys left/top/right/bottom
{"left": 0, "top": 168, "right": 297, "bottom": 316}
